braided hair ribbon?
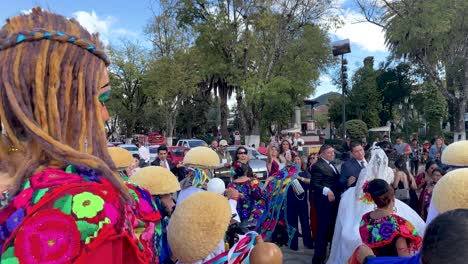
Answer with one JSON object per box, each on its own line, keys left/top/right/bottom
{"left": 205, "top": 231, "right": 259, "bottom": 264}
{"left": 0, "top": 29, "right": 110, "bottom": 65}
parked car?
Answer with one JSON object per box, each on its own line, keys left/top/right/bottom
{"left": 118, "top": 144, "right": 139, "bottom": 156}
{"left": 176, "top": 139, "right": 207, "bottom": 148}
{"left": 214, "top": 146, "right": 268, "bottom": 181}
{"left": 168, "top": 146, "right": 189, "bottom": 164}
{"left": 148, "top": 145, "right": 160, "bottom": 162}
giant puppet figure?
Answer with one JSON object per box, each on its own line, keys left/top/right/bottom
{"left": 0, "top": 8, "right": 157, "bottom": 263}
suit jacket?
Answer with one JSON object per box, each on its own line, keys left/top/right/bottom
{"left": 151, "top": 158, "right": 184, "bottom": 180}
{"left": 340, "top": 158, "right": 365, "bottom": 190}
{"left": 310, "top": 158, "right": 341, "bottom": 199}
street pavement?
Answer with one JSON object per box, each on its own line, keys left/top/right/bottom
{"left": 281, "top": 238, "right": 315, "bottom": 264}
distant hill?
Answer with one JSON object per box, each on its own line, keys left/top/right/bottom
{"left": 313, "top": 92, "right": 341, "bottom": 106}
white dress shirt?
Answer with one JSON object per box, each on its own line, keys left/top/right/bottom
{"left": 321, "top": 158, "right": 337, "bottom": 196}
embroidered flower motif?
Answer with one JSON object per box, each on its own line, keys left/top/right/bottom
{"left": 72, "top": 192, "right": 105, "bottom": 219}
{"left": 30, "top": 168, "right": 82, "bottom": 189}
{"left": 379, "top": 222, "right": 395, "bottom": 240}
{"left": 53, "top": 195, "right": 73, "bottom": 215}
{"left": 371, "top": 226, "right": 381, "bottom": 242}
{"left": 12, "top": 188, "right": 33, "bottom": 209}
{"left": 5, "top": 208, "right": 24, "bottom": 233}
{"left": 1, "top": 247, "right": 19, "bottom": 264}
{"left": 15, "top": 209, "right": 80, "bottom": 263}
{"left": 32, "top": 188, "right": 49, "bottom": 204}
{"left": 76, "top": 220, "right": 98, "bottom": 241}
{"left": 104, "top": 203, "right": 119, "bottom": 224}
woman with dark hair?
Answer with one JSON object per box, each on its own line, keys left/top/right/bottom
{"left": 233, "top": 146, "right": 254, "bottom": 178}
{"left": 279, "top": 139, "right": 292, "bottom": 164}
{"left": 393, "top": 158, "right": 418, "bottom": 211}
{"left": 286, "top": 153, "right": 313, "bottom": 250}
{"left": 421, "top": 168, "right": 445, "bottom": 221}
{"left": 227, "top": 161, "right": 266, "bottom": 223}
{"left": 348, "top": 179, "right": 422, "bottom": 263}
{"left": 267, "top": 145, "right": 281, "bottom": 177}
{"left": 415, "top": 161, "right": 438, "bottom": 217}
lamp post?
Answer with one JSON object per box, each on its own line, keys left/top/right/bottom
{"left": 332, "top": 39, "right": 351, "bottom": 139}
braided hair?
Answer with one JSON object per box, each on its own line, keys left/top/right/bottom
{"left": 0, "top": 8, "right": 127, "bottom": 196}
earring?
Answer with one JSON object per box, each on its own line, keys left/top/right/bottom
{"left": 393, "top": 206, "right": 398, "bottom": 213}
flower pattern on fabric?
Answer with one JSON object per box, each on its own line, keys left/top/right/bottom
{"left": 360, "top": 212, "right": 422, "bottom": 254}
{"left": 30, "top": 168, "right": 82, "bottom": 189}
{"left": 72, "top": 192, "right": 105, "bottom": 219}
{"left": 5, "top": 209, "right": 24, "bottom": 233}
{"left": 12, "top": 188, "right": 33, "bottom": 210}
{"left": 228, "top": 178, "right": 266, "bottom": 223}
{"left": 32, "top": 188, "right": 49, "bottom": 204}
{"left": 256, "top": 164, "right": 299, "bottom": 247}
{"left": 0, "top": 167, "right": 159, "bottom": 264}
{"left": 1, "top": 247, "right": 19, "bottom": 264}
{"left": 14, "top": 209, "right": 81, "bottom": 263}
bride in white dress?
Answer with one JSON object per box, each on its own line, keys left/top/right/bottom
{"left": 326, "top": 148, "right": 426, "bottom": 264}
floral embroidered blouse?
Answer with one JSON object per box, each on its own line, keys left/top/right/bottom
{"left": 359, "top": 212, "right": 422, "bottom": 257}
{"left": 0, "top": 166, "right": 162, "bottom": 264}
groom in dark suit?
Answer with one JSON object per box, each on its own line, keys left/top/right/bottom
{"left": 311, "top": 144, "right": 342, "bottom": 264}
{"left": 339, "top": 142, "right": 367, "bottom": 191}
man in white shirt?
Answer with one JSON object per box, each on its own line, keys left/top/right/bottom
{"left": 310, "top": 144, "right": 342, "bottom": 264}
{"left": 136, "top": 142, "right": 150, "bottom": 165}
{"left": 293, "top": 132, "right": 305, "bottom": 157}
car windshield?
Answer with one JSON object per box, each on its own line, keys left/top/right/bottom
{"left": 149, "top": 148, "right": 158, "bottom": 154}
{"left": 250, "top": 149, "right": 261, "bottom": 158}
{"left": 172, "top": 149, "right": 185, "bottom": 156}
{"left": 122, "top": 146, "right": 138, "bottom": 152}
{"left": 188, "top": 141, "right": 206, "bottom": 148}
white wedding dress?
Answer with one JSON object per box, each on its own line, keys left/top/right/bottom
{"left": 326, "top": 148, "right": 426, "bottom": 264}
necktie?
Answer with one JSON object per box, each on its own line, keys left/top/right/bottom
{"left": 361, "top": 161, "right": 366, "bottom": 169}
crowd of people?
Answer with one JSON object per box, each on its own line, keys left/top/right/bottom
{"left": 0, "top": 7, "right": 467, "bottom": 264}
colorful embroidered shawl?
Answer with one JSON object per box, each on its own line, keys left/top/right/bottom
{"left": 228, "top": 178, "right": 267, "bottom": 223}
{"left": 256, "top": 163, "right": 299, "bottom": 246}
{"left": 0, "top": 166, "right": 161, "bottom": 263}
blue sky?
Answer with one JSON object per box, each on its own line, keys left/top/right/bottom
{"left": 0, "top": 0, "right": 390, "bottom": 98}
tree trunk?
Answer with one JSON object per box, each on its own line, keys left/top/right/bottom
{"left": 245, "top": 119, "right": 261, "bottom": 148}
{"left": 454, "top": 58, "right": 468, "bottom": 141}
{"left": 166, "top": 113, "right": 176, "bottom": 146}
{"left": 218, "top": 79, "right": 230, "bottom": 140}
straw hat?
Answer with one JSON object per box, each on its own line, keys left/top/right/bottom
{"left": 108, "top": 147, "right": 133, "bottom": 169}
{"left": 442, "top": 140, "right": 468, "bottom": 166}
{"left": 183, "top": 146, "right": 220, "bottom": 169}
{"left": 168, "top": 192, "right": 231, "bottom": 262}
{"left": 129, "top": 166, "right": 180, "bottom": 195}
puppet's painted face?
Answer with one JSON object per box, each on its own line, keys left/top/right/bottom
{"left": 98, "top": 70, "right": 111, "bottom": 122}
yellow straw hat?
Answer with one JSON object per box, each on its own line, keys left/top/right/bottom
{"left": 168, "top": 192, "right": 231, "bottom": 262}
{"left": 108, "top": 147, "right": 133, "bottom": 169}
{"left": 441, "top": 140, "right": 468, "bottom": 166}
{"left": 129, "top": 166, "right": 180, "bottom": 195}
{"left": 183, "top": 146, "right": 220, "bottom": 169}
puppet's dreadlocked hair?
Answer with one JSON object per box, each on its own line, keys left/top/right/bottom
{"left": 0, "top": 8, "right": 128, "bottom": 197}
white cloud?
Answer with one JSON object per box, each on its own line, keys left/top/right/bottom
{"left": 332, "top": 10, "right": 387, "bottom": 52}
{"left": 72, "top": 10, "right": 137, "bottom": 45}
{"left": 319, "top": 75, "right": 332, "bottom": 83}
{"left": 21, "top": 9, "right": 32, "bottom": 15}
